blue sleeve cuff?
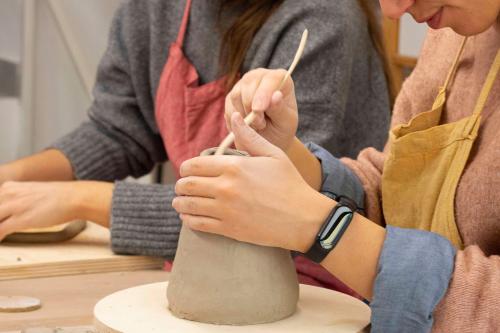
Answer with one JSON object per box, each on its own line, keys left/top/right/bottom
{"left": 306, "top": 142, "right": 364, "bottom": 211}
{"left": 371, "top": 226, "right": 456, "bottom": 333}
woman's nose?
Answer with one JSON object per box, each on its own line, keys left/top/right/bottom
{"left": 379, "top": 0, "right": 415, "bottom": 19}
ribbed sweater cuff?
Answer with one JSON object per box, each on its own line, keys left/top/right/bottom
{"left": 51, "top": 122, "right": 130, "bottom": 181}
{"left": 110, "top": 181, "right": 181, "bottom": 258}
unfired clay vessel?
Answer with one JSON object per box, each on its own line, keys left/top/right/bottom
{"left": 167, "top": 148, "right": 299, "bottom": 325}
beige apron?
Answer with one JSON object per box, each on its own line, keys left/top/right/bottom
{"left": 382, "top": 38, "right": 500, "bottom": 249}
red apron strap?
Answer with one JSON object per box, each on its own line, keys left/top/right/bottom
{"left": 176, "top": 0, "right": 193, "bottom": 46}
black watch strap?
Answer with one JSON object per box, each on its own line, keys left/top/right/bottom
{"left": 304, "top": 196, "right": 357, "bottom": 263}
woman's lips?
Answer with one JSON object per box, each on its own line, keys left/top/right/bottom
{"left": 426, "top": 8, "right": 443, "bottom": 29}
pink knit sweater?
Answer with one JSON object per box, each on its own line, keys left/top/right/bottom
{"left": 342, "top": 25, "right": 500, "bottom": 331}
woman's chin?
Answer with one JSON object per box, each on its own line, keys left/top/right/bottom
{"left": 447, "top": 19, "right": 499, "bottom": 37}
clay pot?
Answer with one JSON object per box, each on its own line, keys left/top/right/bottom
{"left": 167, "top": 148, "right": 299, "bottom": 325}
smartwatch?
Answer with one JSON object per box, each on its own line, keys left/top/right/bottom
{"left": 304, "top": 196, "right": 357, "bottom": 263}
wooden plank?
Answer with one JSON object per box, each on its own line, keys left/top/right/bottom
{"left": 393, "top": 54, "right": 418, "bottom": 69}
{"left": 383, "top": 17, "right": 403, "bottom": 93}
{"left": 0, "top": 223, "right": 164, "bottom": 281}
{"left": 0, "top": 270, "right": 169, "bottom": 331}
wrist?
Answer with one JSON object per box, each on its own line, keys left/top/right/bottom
{"left": 286, "top": 137, "right": 322, "bottom": 191}
{"left": 284, "top": 137, "right": 301, "bottom": 157}
{"left": 295, "top": 191, "right": 336, "bottom": 253}
{"left": 71, "top": 181, "right": 113, "bottom": 227}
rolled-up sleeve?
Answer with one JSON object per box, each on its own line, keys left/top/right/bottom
{"left": 306, "top": 142, "right": 365, "bottom": 211}
{"left": 370, "top": 226, "right": 456, "bottom": 333}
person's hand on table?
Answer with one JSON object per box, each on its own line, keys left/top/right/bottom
{"left": 173, "top": 112, "right": 334, "bottom": 252}
{"left": 0, "top": 181, "right": 113, "bottom": 241}
{"left": 225, "top": 68, "right": 299, "bottom": 152}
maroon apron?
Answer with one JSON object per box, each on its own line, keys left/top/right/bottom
{"left": 155, "top": 0, "right": 229, "bottom": 177}
{"left": 156, "top": 0, "right": 358, "bottom": 298}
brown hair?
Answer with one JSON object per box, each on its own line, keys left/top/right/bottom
{"left": 219, "top": 0, "right": 395, "bottom": 105}
{"left": 356, "top": 0, "right": 397, "bottom": 106}
{"left": 218, "top": 0, "right": 285, "bottom": 91}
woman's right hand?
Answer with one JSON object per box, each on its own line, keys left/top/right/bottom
{"left": 225, "top": 68, "right": 299, "bottom": 152}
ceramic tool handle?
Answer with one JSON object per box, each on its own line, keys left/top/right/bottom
{"left": 215, "top": 29, "right": 309, "bottom": 156}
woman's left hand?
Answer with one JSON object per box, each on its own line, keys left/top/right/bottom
{"left": 0, "top": 181, "right": 113, "bottom": 241}
{"left": 173, "top": 113, "right": 334, "bottom": 252}
{"left": 0, "top": 181, "right": 80, "bottom": 241}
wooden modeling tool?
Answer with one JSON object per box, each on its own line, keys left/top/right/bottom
{"left": 215, "top": 29, "right": 309, "bottom": 156}
{"left": 2, "top": 220, "right": 86, "bottom": 243}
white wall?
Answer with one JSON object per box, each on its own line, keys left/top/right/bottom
{"left": 0, "top": 0, "right": 22, "bottom": 163}
{"left": 0, "top": 0, "right": 22, "bottom": 63}
{"left": 1, "top": 0, "right": 121, "bottom": 162}
{"left": 21, "top": 0, "right": 121, "bottom": 154}
{"left": 399, "top": 14, "right": 428, "bottom": 58}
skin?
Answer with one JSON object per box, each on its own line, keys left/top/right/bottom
{"left": 0, "top": 151, "right": 112, "bottom": 240}
{"left": 173, "top": 1, "right": 500, "bottom": 299}
{"left": 380, "top": 0, "right": 500, "bottom": 36}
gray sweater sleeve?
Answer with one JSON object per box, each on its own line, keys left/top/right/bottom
{"left": 110, "top": 182, "right": 180, "bottom": 257}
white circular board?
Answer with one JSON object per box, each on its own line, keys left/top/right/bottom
{"left": 94, "top": 282, "right": 370, "bottom": 333}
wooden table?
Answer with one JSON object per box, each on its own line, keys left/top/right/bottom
{"left": 0, "top": 223, "right": 164, "bottom": 281}
{"left": 0, "top": 270, "right": 169, "bottom": 332}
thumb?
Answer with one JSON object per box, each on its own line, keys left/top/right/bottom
{"left": 231, "top": 112, "right": 282, "bottom": 158}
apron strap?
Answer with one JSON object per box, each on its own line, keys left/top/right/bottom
{"left": 176, "top": 0, "right": 193, "bottom": 46}
{"left": 441, "top": 37, "right": 468, "bottom": 92}
{"left": 472, "top": 48, "right": 500, "bottom": 115}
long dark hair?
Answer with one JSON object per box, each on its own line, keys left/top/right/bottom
{"left": 356, "top": 0, "right": 396, "bottom": 105}
{"left": 219, "top": 0, "right": 395, "bottom": 104}
{"left": 218, "top": 0, "right": 285, "bottom": 91}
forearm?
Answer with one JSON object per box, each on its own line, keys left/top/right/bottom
{"left": 321, "top": 212, "right": 385, "bottom": 300}
{"left": 0, "top": 149, "right": 74, "bottom": 183}
{"left": 300, "top": 195, "right": 456, "bottom": 331}
{"left": 286, "top": 137, "right": 322, "bottom": 191}
{"left": 298, "top": 195, "right": 385, "bottom": 300}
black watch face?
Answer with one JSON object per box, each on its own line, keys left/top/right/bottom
{"left": 319, "top": 206, "right": 353, "bottom": 250}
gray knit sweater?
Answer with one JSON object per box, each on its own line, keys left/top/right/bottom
{"left": 52, "top": 0, "right": 390, "bottom": 258}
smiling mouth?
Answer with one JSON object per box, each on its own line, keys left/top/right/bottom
{"left": 415, "top": 8, "right": 443, "bottom": 23}
{"left": 415, "top": 7, "right": 443, "bottom": 28}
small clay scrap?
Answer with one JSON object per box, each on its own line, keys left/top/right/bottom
{"left": 0, "top": 295, "right": 41, "bottom": 313}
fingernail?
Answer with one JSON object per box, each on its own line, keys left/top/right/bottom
{"left": 272, "top": 91, "right": 283, "bottom": 104}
